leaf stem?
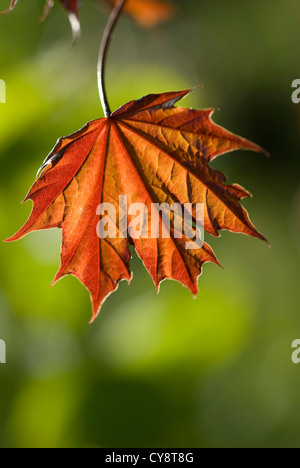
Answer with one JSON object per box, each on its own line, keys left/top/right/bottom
{"left": 98, "top": 0, "right": 127, "bottom": 117}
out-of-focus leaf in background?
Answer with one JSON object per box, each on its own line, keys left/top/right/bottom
{"left": 109, "top": 0, "right": 175, "bottom": 27}
{"left": 0, "top": 0, "right": 300, "bottom": 448}
{"left": 1, "top": 0, "right": 176, "bottom": 41}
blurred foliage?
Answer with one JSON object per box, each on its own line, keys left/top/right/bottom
{"left": 0, "top": 0, "right": 300, "bottom": 448}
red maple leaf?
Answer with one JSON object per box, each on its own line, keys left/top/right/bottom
{"left": 6, "top": 90, "right": 267, "bottom": 321}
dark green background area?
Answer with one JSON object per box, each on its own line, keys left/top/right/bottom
{"left": 0, "top": 0, "right": 299, "bottom": 448}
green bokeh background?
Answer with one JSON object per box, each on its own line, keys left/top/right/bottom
{"left": 0, "top": 0, "right": 300, "bottom": 448}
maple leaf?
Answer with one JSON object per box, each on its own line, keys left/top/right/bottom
{"left": 109, "top": 0, "right": 175, "bottom": 27}
{"left": 6, "top": 90, "right": 267, "bottom": 321}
